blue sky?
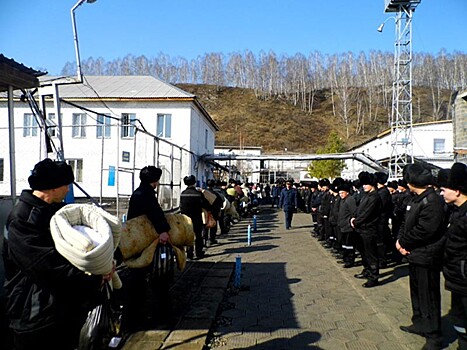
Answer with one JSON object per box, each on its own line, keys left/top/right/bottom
{"left": 1, "top": 0, "right": 466, "bottom": 75}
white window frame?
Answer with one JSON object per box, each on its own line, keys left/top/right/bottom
{"left": 121, "top": 113, "right": 136, "bottom": 138}
{"left": 72, "top": 113, "right": 87, "bottom": 138}
{"left": 66, "top": 159, "right": 83, "bottom": 182}
{"left": 23, "top": 113, "right": 38, "bottom": 137}
{"left": 157, "top": 114, "right": 172, "bottom": 138}
{"left": 433, "top": 138, "right": 445, "bottom": 154}
{"left": 97, "top": 114, "right": 112, "bottom": 138}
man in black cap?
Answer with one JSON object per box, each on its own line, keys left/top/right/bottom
{"left": 337, "top": 182, "right": 357, "bottom": 268}
{"left": 397, "top": 163, "right": 447, "bottom": 350}
{"left": 308, "top": 181, "right": 320, "bottom": 234}
{"left": 439, "top": 163, "right": 467, "bottom": 350}
{"left": 351, "top": 171, "right": 382, "bottom": 288}
{"left": 317, "top": 179, "right": 332, "bottom": 241}
{"left": 4, "top": 159, "right": 107, "bottom": 350}
{"left": 123, "top": 165, "right": 171, "bottom": 332}
{"left": 180, "top": 175, "right": 210, "bottom": 259}
{"left": 375, "top": 171, "right": 393, "bottom": 267}
{"left": 279, "top": 179, "right": 298, "bottom": 230}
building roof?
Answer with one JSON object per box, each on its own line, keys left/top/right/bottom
{"left": 0, "top": 54, "right": 46, "bottom": 92}
{"left": 37, "top": 75, "right": 219, "bottom": 131}
{"left": 40, "top": 75, "right": 195, "bottom": 99}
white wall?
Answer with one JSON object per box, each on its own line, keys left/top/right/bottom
{"left": 341, "top": 121, "right": 454, "bottom": 179}
{"left": 0, "top": 99, "right": 216, "bottom": 198}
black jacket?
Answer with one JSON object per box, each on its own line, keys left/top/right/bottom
{"left": 180, "top": 186, "right": 209, "bottom": 227}
{"left": 377, "top": 186, "right": 393, "bottom": 221}
{"left": 319, "top": 191, "right": 332, "bottom": 217}
{"left": 4, "top": 190, "right": 101, "bottom": 335}
{"left": 398, "top": 187, "right": 447, "bottom": 266}
{"left": 353, "top": 190, "right": 381, "bottom": 233}
{"left": 329, "top": 194, "right": 341, "bottom": 226}
{"left": 443, "top": 200, "right": 467, "bottom": 295}
{"left": 128, "top": 182, "right": 170, "bottom": 234}
{"left": 338, "top": 195, "right": 357, "bottom": 232}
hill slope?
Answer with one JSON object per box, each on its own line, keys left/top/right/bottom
{"left": 176, "top": 84, "right": 452, "bottom": 153}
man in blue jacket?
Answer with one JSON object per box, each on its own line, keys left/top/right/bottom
{"left": 279, "top": 179, "right": 298, "bottom": 230}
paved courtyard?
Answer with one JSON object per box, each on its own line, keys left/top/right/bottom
{"left": 122, "top": 206, "right": 459, "bottom": 350}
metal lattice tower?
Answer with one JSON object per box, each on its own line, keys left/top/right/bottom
{"left": 384, "top": 0, "right": 420, "bottom": 178}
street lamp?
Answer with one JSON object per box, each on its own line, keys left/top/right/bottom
{"left": 71, "top": 0, "right": 97, "bottom": 82}
{"left": 377, "top": 16, "right": 396, "bottom": 32}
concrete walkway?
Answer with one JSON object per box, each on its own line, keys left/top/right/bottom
{"left": 122, "top": 206, "right": 458, "bottom": 350}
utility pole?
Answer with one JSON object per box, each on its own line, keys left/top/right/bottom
{"left": 381, "top": 0, "right": 421, "bottom": 178}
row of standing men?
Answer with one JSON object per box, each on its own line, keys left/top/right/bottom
{"left": 287, "top": 163, "right": 467, "bottom": 350}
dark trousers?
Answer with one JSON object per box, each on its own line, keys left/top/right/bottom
{"left": 204, "top": 225, "right": 218, "bottom": 243}
{"left": 322, "top": 217, "right": 331, "bottom": 241}
{"left": 271, "top": 197, "right": 279, "bottom": 207}
{"left": 341, "top": 231, "right": 356, "bottom": 264}
{"left": 451, "top": 292, "right": 467, "bottom": 350}
{"left": 193, "top": 221, "right": 204, "bottom": 256}
{"left": 357, "top": 231, "right": 379, "bottom": 282}
{"left": 377, "top": 221, "right": 392, "bottom": 264}
{"left": 122, "top": 266, "right": 150, "bottom": 332}
{"left": 408, "top": 264, "right": 442, "bottom": 338}
{"left": 284, "top": 210, "right": 294, "bottom": 229}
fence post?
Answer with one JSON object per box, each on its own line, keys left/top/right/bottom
{"left": 234, "top": 255, "right": 242, "bottom": 288}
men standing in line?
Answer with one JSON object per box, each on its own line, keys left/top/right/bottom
{"left": 375, "top": 172, "right": 393, "bottom": 267}
{"left": 318, "top": 179, "right": 332, "bottom": 241}
{"left": 351, "top": 171, "right": 382, "bottom": 288}
{"left": 439, "top": 163, "right": 467, "bottom": 350}
{"left": 124, "top": 166, "right": 171, "bottom": 332}
{"left": 180, "top": 175, "right": 210, "bottom": 259}
{"left": 397, "top": 163, "right": 447, "bottom": 350}
{"left": 308, "top": 181, "right": 320, "bottom": 234}
{"left": 338, "top": 182, "right": 357, "bottom": 268}
{"left": 279, "top": 179, "right": 298, "bottom": 230}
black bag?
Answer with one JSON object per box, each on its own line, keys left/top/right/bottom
{"left": 78, "top": 282, "right": 121, "bottom": 350}
{"left": 150, "top": 243, "right": 175, "bottom": 288}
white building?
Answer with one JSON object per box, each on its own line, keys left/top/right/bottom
{"left": 0, "top": 75, "right": 218, "bottom": 211}
{"left": 341, "top": 120, "right": 454, "bottom": 179}
{"left": 214, "top": 145, "right": 311, "bottom": 184}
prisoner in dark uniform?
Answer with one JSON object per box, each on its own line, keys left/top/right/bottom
{"left": 439, "top": 163, "right": 467, "bottom": 350}
{"left": 351, "top": 171, "right": 382, "bottom": 288}
{"left": 397, "top": 163, "right": 447, "bottom": 350}
{"left": 180, "top": 175, "right": 209, "bottom": 259}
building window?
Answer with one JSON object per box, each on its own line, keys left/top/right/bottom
{"left": 23, "top": 113, "right": 38, "bottom": 137}
{"left": 72, "top": 113, "right": 87, "bottom": 138}
{"left": 0, "top": 158, "right": 3, "bottom": 182}
{"left": 66, "top": 159, "right": 83, "bottom": 182}
{"left": 205, "top": 129, "right": 208, "bottom": 148}
{"left": 47, "top": 113, "right": 58, "bottom": 137}
{"left": 97, "top": 114, "right": 111, "bottom": 138}
{"left": 433, "top": 138, "right": 445, "bottom": 154}
{"left": 121, "top": 113, "right": 136, "bottom": 138}
{"left": 157, "top": 114, "right": 171, "bottom": 138}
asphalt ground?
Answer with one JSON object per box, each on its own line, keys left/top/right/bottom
{"left": 121, "top": 205, "right": 459, "bottom": 350}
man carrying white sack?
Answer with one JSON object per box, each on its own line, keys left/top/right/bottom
{"left": 3, "top": 158, "right": 113, "bottom": 350}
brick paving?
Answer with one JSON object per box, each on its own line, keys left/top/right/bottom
{"left": 122, "top": 206, "right": 458, "bottom": 350}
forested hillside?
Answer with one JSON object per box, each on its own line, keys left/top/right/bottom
{"left": 62, "top": 50, "right": 462, "bottom": 152}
